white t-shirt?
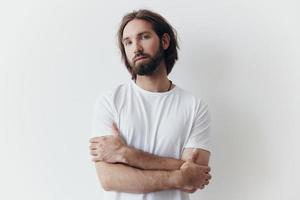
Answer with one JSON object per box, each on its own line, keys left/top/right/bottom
{"left": 91, "top": 80, "right": 211, "bottom": 200}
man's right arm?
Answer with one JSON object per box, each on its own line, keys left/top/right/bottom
{"left": 90, "top": 124, "right": 185, "bottom": 171}
{"left": 94, "top": 159, "right": 210, "bottom": 193}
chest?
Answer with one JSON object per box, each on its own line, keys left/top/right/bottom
{"left": 117, "top": 100, "right": 193, "bottom": 158}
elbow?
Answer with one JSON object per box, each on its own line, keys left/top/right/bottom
{"left": 95, "top": 162, "right": 114, "bottom": 191}
{"left": 96, "top": 170, "right": 114, "bottom": 191}
{"left": 100, "top": 176, "right": 113, "bottom": 191}
{"left": 101, "top": 183, "right": 112, "bottom": 191}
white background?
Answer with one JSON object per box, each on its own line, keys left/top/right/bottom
{"left": 1, "top": 0, "right": 299, "bottom": 199}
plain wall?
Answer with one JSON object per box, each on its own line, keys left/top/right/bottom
{"left": 1, "top": 0, "right": 299, "bottom": 199}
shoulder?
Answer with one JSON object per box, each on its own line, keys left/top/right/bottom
{"left": 94, "top": 82, "right": 130, "bottom": 108}
{"left": 174, "top": 86, "right": 208, "bottom": 110}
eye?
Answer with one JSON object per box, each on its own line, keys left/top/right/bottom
{"left": 141, "top": 34, "right": 150, "bottom": 39}
{"left": 124, "top": 40, "right": 132, "bottom": 46}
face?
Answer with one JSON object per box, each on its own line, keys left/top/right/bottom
{"left": 122, "top": 19, "right": 165, "bottom": 76}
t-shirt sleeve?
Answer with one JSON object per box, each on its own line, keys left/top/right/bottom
{"left": 184, "top": 100, "right": 211, "bottom": 152}
{"left": 90, "top": 92, "right": 116, "bottom": 138}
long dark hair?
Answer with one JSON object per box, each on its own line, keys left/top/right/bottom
{"left": 117, "top": 9, "right": 179, "bottom": 80}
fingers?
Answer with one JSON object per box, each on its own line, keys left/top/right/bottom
{"left": 92, "top": 156, "right": 100, "bottom": 162}
{"left": 200, "top": 174, "right": 211, "bottom": 189}
{"left": 206, "top": 166, "right": 211, "bottom": 173}
{"left": 206, "top": 173, "right": 212, "bottom": 180}
{"left": 201, "top": 166, "right": 210, "bottom": 173}
{"left": 204, "top": 172, "right": 211, "bottom": 186}
{"left": 89, "top": 141, "right": 105, "bottom": 150}
{"left": 204, "top": 180, "right": 209, "bottom": 185}
{"left": 90, "top": 150, "right": 98, "bottom": 156}
{"left": 89, "top": 136, "right": 109, "bottom": 145}
{"left": 89, "top": 137, "right": 102, "bottom": 143}
{"left": 199, "top": 169, "right": 212, "bottom": 189}
{"left": 89, "top": 142, "right": 99, "bottom": 150}
{"left": 90, "top": 152, "right": 100, "bottom": 162}
{"left": 112, "top": 123, "right": 120, "bottom": 136}
{"left": 200, "top": 166, "right": 211, "bottom": 174}
{"left": 89, "top": 122, "right": 120, "bottom": 144}
{"left": 199, "top": 178, "right": 210, "bottom": 189}
{"left": 90, "top": 149, "right": 105, "bottom": 162}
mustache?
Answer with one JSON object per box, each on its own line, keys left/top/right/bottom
{"left": 133, "top": 53, "right": 149, "bottom": 60}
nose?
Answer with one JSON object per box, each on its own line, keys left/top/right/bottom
{"left": 133, "top": 41, "right": 143, "bottom": 54}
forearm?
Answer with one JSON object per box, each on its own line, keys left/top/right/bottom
{"left": 123, "top": 146, "right": 185, "bottom": 170}
{"left": 95, "top": 161, "right": 181, "bottom": 193}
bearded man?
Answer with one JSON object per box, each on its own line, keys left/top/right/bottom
{"left": 89, "top": 9, "right": 212, "bottom": 200}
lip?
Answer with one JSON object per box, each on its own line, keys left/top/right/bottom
{"left": 134, "top": 56, "right": 147, "bottom": 62}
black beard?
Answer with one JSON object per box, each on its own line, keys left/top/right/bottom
{"left": 131, "top": 45, "right": 164, "bottom": 76}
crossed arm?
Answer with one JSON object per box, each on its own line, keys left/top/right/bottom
{"left": 89, "top": 124, "right": 211, "bottom": 193}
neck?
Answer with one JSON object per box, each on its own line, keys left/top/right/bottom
{"left": 135, "top": 63, "right": 173, "bottom": 92}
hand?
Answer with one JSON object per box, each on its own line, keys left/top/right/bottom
{"left": 179, "top": 162, "right": 211, "bottom": 190}
{"left": 179, "top": 152, "right": 211, "bottom": 191}
{"left": 89, "top": 123, "right": 127, "bottom": 163}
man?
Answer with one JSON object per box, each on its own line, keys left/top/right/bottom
{"left": 89, "top": 9, "right": 212, "bottom": 200}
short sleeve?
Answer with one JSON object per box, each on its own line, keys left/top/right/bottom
{"left": 90, "top": 92, "right": 116, "bottom": 138}
{"left": 184, "top": 100, "right": 211, "bottom": 152}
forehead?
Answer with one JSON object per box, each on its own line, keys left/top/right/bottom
{"left": 122, "top": 19, "right": 155, "bottom": 39}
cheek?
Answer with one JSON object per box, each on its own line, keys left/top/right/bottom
{"left": 144, "top": 40, "right": 160, "bottom": 54}
{"left": 124, "top": 49, "right": 133, "bottom": 61}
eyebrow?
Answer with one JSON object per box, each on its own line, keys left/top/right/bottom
{"left": 122, "top": 31, "right": 152, "bottom": 43}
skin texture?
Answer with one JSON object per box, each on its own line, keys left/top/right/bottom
{"left": 90, "top": 19, "right": 212, "bottom": 193}
{"left": 90, "top": 124, "right": 211, "bottom": 193}
{"left": 90, "top": 123, "right": 185, "bottom": 170}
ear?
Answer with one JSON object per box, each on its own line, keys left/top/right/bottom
{"left": 161, "top": 33, "right": 170, "bottom": 50}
